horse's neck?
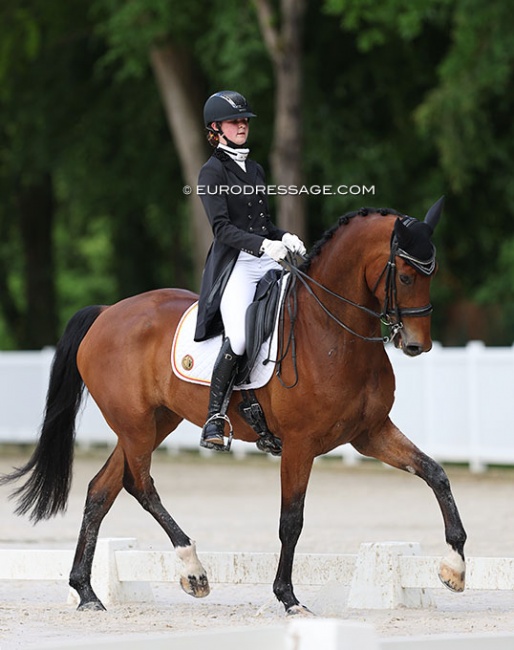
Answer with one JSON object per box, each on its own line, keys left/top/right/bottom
{"left": 298, "top": 220, "right": 387, "bottom": 347}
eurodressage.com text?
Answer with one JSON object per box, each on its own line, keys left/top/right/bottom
{"left": 183, "top": 184, "right": 376, "bottom": 196}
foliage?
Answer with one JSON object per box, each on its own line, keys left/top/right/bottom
{"left": 1, "top": 0, "right": 514, "bottom": 348}
{"left": 324, "top": 0, "right": 452, "bottom": 50}
{"left": 322, "top": 0, "right": 514, "bottom": 343}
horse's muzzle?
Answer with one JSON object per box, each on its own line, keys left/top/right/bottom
{"left": 394, "top": 331, "right": 432, "bottom": 357}
{"left": 403, "top": 342, "right": 425, "bottom": 357}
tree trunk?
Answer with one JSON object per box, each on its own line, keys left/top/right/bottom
{"left": 254, "top": 0, "right": 307, "bottom": 240}
{"left": 149, "top": 43, "right": 211, "bottom": 290}
{"left": 16, "top": 173, "right": 58, "bottom": 348}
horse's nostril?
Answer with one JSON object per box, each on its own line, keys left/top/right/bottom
{"left": 404, "top": 344, "right": 423, "bottom": 357}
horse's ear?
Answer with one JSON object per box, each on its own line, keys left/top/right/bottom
{"left": 424, "top": 196, "right": 445, "bottom": 233}
{"left": 393, "top": 217, "right": 410, "bottom": 247}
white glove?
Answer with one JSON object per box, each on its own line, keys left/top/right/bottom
{"left": 282, "top": 233, "right": 307, "bottom": 256}
{"left": 260, "top": 238, "right": 288, "bottom": 262}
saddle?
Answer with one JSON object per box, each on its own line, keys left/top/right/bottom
{"left": 236, "top": 269, "right": 285, "bottom": 456}
{"left": 237, "top": 269, "right": 284, "bottom": 385}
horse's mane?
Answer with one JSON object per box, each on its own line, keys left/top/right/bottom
{"left": 300, "top": 207, "right": 406, "bottom": 272}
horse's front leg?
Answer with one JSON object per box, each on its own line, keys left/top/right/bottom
{"left": 273, "top": 447, "right": 315, "bottom": 616}
{"left": 352, "top": 419, "right": 467, "bottom": 592}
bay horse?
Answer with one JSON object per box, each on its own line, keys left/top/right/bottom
{"left": 1, "top": 198, "right": 467, "bottom": 615}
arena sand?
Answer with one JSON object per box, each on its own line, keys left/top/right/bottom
{"left": 1, "top": 449, "right": 514, "bottom": 648}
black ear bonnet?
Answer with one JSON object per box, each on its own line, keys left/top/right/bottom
{"left": 393, "top": 196, "right": 445, "bottom": 276}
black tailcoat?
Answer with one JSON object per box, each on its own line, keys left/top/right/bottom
{"left": 194, "top": 149, "right": 286, "bottom": 342}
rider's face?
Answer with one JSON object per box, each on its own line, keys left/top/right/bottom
{"left": 217, "top": 118, "right": 249, "bottom": 146}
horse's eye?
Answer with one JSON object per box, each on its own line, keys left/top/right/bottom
{"left": 399, "top": 274, "right": 413, "bottom": 286}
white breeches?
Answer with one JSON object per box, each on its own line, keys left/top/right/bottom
{"left": 220, "top": 251, "right": 282, "bottom": 355}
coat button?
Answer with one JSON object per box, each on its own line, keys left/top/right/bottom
{"left": 259, "top": 212, "right": 264, "bottom": 217}
{"left": 248, "top": 201, "right": 252, "bottom": 207}
{"left": 249, "top": 227, "right": 253, "bottom": 232}
{"left": 258, "top": 199, "right": 263, "bottom": 204}
{"left": 248, "top": 215, "right": 252, "bottom": 219}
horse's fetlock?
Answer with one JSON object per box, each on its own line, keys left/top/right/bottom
{"left": 447, "top": 534, "right": 467, "bottom": 556}
{"left": 69, "top": 572, "right": 84, "bottom": 591}
{"left": 273, "top": 579, "right": 291, "bottom": 601}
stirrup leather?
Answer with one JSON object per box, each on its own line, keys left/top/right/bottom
{"left": 200, "top": 413, "right": 234, "bottom": 452}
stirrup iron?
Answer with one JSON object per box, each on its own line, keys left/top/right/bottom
{"left": 200, "top": 413, "right": 234, "bottom": 452}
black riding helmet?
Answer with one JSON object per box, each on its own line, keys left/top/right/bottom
{"left": 203, "top": 91, "right": 256, "bottom": 131}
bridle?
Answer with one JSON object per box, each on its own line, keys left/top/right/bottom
{"left": 372, "top": 230, "right": 434, "bottom": 340}
{"left": 274, "top": 231, "right": 435, "bottom": 387}
{"left": 282, "top": 230, "right": 434, "bottom": 342}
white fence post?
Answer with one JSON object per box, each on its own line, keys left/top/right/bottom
{"left": 68, "top": 538, "right": 154, "bottom": 607}
{"left": 347, "top": 542, "right": 433, "bottom": 609}
{"left": 467, "top": 341, "right": 485, "bottom": 473}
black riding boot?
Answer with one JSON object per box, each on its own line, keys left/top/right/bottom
{"left": 200, "top": 339, "right": 241, "bottom": 451}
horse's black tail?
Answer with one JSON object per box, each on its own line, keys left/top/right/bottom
{"left": 0, "top": 305, "right": 103, "bottom": 522}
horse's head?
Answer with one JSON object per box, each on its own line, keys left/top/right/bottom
{"left": 291, "top": 198, "right": 443, "bottom": 358}
{"left": 374, "top": 197, "right": 444, "bottom": 357}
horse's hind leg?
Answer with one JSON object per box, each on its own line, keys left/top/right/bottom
{"left": 351, "top": 419, "right": 467, "bottom": 593}
{"left": 70, "top": 421, "right": 209, "bottom": 611}
{"left": 69, "top": 444, "right": 125, "bottom": 610}
{"left": 120, "top": 423, "right": 209, "bottom": 600}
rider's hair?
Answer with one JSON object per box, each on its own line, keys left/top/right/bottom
{"left": 206, "top": 129, "right": 220, "bottom": 147}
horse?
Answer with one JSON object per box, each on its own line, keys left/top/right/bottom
{"left": 0, "top": 198, "right": 467, "bottom": 615}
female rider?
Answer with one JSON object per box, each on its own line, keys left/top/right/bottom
{"left": 194, "top": 90, "right": 306, "bottom": 450}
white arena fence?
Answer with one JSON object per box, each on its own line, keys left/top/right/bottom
{"left": 1, "top": 538, "right": 514, "bottom": 609}
{"left": 2, "top": 539, "right": 514, "bottom": 650}
{"left": 1, "top": 341, "right": 514, "bottom": 471}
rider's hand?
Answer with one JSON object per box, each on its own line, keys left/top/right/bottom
{"left": 282, "top": 233, "right": 307, "bottom": 256}
{"left": 260, "top": 239, "right": 288, "bottom": 262}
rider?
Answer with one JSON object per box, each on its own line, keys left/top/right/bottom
{"left": 194, "top": 90, "right": 306, "bottom": 451}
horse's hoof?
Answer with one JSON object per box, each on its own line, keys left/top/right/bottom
{"left": 438, "top": 550, "right": 466, "bottom": 592}
{"left": 180, "top": 573, "right": 210, "bottom": 598}
{"left": 286, "top": 604, "right": 314, "bottom": 617}
{"left": 77, "top": 600, "right": 106, "bottom": 612}
{"left": 176, "top": 543, "right": 210, "bottom": 597}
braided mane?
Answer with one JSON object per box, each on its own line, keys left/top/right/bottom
{"left": 300, "top": 207, "right": 406, "bottom": 272}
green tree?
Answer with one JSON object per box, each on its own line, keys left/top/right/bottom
{"left": 93, "top": 0, "right": 213, "bottom": 279}
{"left": 94, "top": 0, "right": 309, "bottom": 274}
{"left": 0, "top": 0, "right": 189, "bottom": 348}
{"left": 0, "top": 0, "right": 86, "bottom": 347}
{"left": 2, "top": 0, "right": 514, "bottom": 350}
{"left": 323, "top": 0, "right": 514, "bottom": 343}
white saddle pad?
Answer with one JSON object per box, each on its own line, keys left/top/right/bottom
{"left": 171, "top": 282, "right": 285, "bottom": 390}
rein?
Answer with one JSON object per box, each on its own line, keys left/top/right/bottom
{"left": 274, "top": 234, "right": 433, "bottom": 388}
